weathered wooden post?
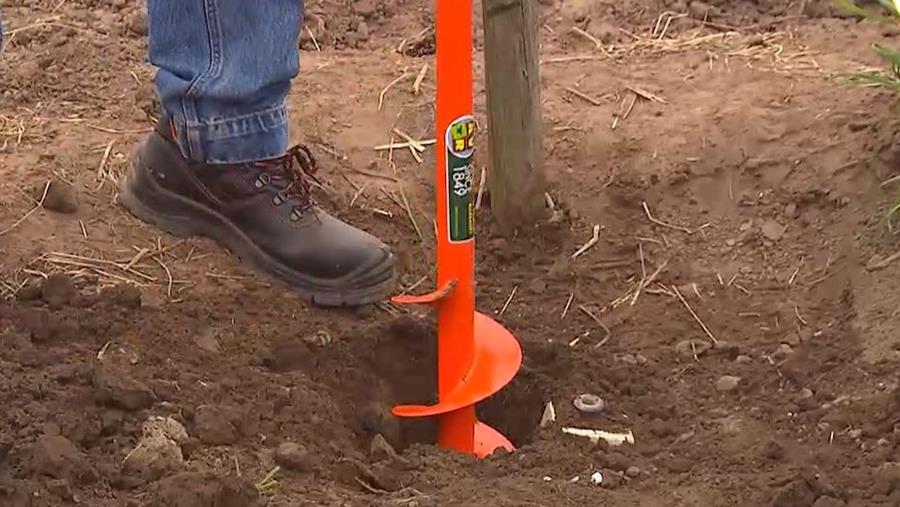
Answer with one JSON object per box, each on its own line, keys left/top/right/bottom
{"left": 481, "top": 0, "right": 546, "bottom": 231}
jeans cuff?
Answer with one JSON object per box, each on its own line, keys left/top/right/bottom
{"left": 174, "top": 105, "right": 290, "bottom": 164}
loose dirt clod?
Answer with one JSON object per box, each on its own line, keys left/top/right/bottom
{"left": 123, "top": 416, "right": 189, "bottom": 480}
{"left": 193, "top": 405, "right": 239, "bottom": 446}
{"left": 92, "top": 365, "right": 155, "bottom": 411}
{"left": 147, "top": 471, "right": 260, "bottom": 507}
{"left": 41, "top": 180, "right": 78, "bottom": 214}
{"left": 28, "top": 434, "right": 97, "bottom": 485}
{"left": 40, "top": 274, "right": 77, "bottom": 308}
{"left": 274, "top": 442, "right": 312, "bottom": 472}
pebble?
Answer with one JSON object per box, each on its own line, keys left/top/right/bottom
{"left": 274, "top": 442, "right": 312, "bottom": 472}
{"left": 625, "top": 466, "right": 641, "bottom": 478}
{"left": 773, "top": 344, "right": 794, "bottom": 361}
{"left": 761, "top": 220, "right": 787, "bottom": 241}
{"left": 356, "top": 21, "right": 370, "bottom": 41}
{"left": 795, "top": 388, "right": 818, "bottom": 411}
{"left": 735, "top": 354, "right": 752, "bottom": 364}
{"left": 715, "top": 375, "right": 741, "bottom": 392}
{"left": 848, "top": 429, "right": 863, "bottom": 440}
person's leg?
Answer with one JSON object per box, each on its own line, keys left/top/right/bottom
{"left": 147, "top": 0, "right": 301, "bottom": 163}
{"left": 121, "top": 0, "right": 396, "bottom": 306}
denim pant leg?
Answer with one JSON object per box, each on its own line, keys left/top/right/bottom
{"left": 148, "top": 0, "right": 303, "bottom": 164}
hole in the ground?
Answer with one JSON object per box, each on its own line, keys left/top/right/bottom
{"left": 333, "top": 316, "right": 552, "bottom": 453}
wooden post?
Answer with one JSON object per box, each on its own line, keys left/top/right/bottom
{"left": 481, "top": 0, "right": 546, "bottom": 231}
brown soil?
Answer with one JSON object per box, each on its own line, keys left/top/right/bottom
{"left": 4, "top": 0, "right": 900, "bottom": 505}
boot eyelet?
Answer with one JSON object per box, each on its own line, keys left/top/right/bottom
{"left": 255, "top": 173, "right": 271, "bottom": 189}
{"left": 253, "top": 173, "right": 272, "bottom": 189}
{"left": 290, "top": 208, "right": 302, "bottom": 222}
{"left": 272, "top": 193, "right": 285, "bottom": 206}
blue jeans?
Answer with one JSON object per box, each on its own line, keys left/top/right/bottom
{"left": 149, "top": 0, "right": 302, "bottom": 164}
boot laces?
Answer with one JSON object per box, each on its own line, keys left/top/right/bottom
{"left": 254, "top": 145, "right": 323, "bottom": 212}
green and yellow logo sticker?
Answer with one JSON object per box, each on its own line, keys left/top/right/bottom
{"left": 446, "top": 116, "right": 476, "bottom": 243}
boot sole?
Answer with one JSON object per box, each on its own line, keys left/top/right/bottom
{"left": 119, "top": 143, "right": 396, "bottom": 307}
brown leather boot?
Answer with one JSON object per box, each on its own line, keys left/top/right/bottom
{"left": 119, "top": 121, "right": 396, "bottom": 306}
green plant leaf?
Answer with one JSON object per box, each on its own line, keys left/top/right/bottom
{"left": 833, "top": 0, "right": 896, "bottom": 22}
{"left": 873, "top": 44, "right": 900, "bottom": 66}
{"left": 843, "top": 70, "right": 900, "bottom": 90}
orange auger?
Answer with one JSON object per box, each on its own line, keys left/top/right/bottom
{"left": 391, "top": 0, "right": 523, "bottom": 459}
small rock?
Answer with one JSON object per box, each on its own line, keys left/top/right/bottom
{"left": 369, "top": 434, "right": 397, "bottom": 462}
{"left": 736, "top": 354, "right": 753, "bottom": 364}
{"left": 356, "top": 21, "right": 370, "bottom": 41}
{"left": 93, "top": 365, "right": 155, "bottom": 411}
{"left": 193, "top": 405, "right": 238, "bottom": 446}
{"left": 41, "top": 274, "right": 77, "bottom": 308}
{"left": 40, "top": 181, "right": 78, "bottom": 214}
{"left": 773, "top": 344, "right": 794, "bottom": 361}
{"left": 274, "top": 442, "right": 312, "bottom": 472}
{"left": 771, "top": 479, "right": 815, "bottom": 507}
{"left": 795, "top": 388, "right": 818, "bottom": 411}
{"left": 761, "top": 220, "right": 787, "bottom": 241}
{"left": 812, "top": 496, "right": 845, "bottom": 507}
{"left": 635, "top": 354, "right": 649, "bottom": 365}
{"left": 715, "top": 375, "right": 741, "bottom": 392}
{"left": 675, "top": 339, "right": 712, "bottom": 358}
{"left": 626, "top": 466, "right": 641, "bottom": 478}
{"left": 848, "top": 429, "right": 862, "bottom": 440}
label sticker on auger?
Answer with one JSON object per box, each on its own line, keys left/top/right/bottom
{"left": 446, "top": 115, "right": 476, "bottom": 243}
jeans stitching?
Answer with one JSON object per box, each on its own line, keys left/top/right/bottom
{"left": 181, "top": 0, "right": 224, "bottom": 161}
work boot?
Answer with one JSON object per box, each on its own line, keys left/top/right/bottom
{"left": 119, "top": 120, "right": 396, "bottom": 306}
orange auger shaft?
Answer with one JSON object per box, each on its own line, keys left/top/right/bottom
{"left": 391, "top": 0, "right": 523, "bottom": 458}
